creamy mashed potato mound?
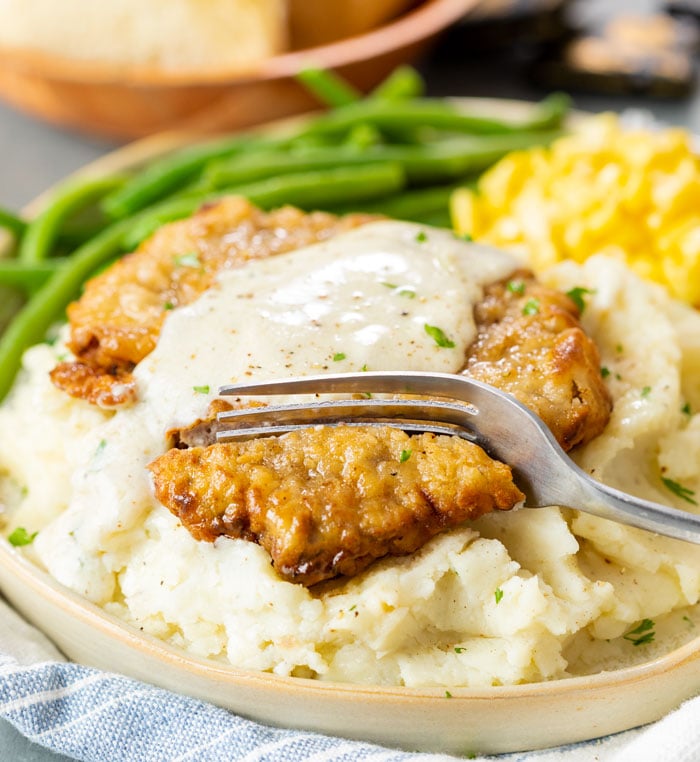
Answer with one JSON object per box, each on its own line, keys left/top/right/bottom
{"left": 1, "top": 221, "right": 699, "bottom": 687}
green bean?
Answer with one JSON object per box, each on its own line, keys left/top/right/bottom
{"left": 370, "top": 66, "right": 425, "bottom": 101}
{"left": 343, "top": 123, "right": 383, "bottom": 150}
{"left": 206, "top": 147, "right": 370, "bottom": 187}
{"left": 296, "top": 67, "right": 362, "bottom": 107}
{"left": 244, "top": 162, "right": 405, "bottom": 209}
{"left": 0, "top": 207, "right": 27, "bottom": 239}
{"left": 298, "top": 92, "right": 570, "bottom": 138}
{"left": 391, "top": 131, "right": 563, "bottom": 182}
{"left": 409, "top": 208, "right": 453, "bottom": 228}
{"left": 0, "top": 221, "right": 130, "bottom": 402}
{"left": 57, "top": 219, "right": 111, "bottom": 249}
{"left": 0, "top": 259, "right": 66, "bottom": 292}
{"left": 207, "top": 131, "right": 560, "bottom": 189}
{"left": 0, "top": 287, "right": 24, "bottom": 337}
{"left": 101, "top": 134, "right": 286, "bottom": 220}
{"left": 19, "top": 174, "right": 126, "bottom": 264}
{"left": 334, "top": 183, "right": 463, "bottom": 220}
{"left": 123, "top": 163, "right": 406, "bottom": 249}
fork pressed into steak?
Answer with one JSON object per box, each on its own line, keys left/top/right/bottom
{"left": 148, "top": 426, "right": 525, "bottom": 586}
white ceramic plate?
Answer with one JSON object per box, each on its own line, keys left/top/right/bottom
{"left": 1, "top": 101, "right": 699, "bottom": 755}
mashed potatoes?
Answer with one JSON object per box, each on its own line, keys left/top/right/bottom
{"left": 1, "top": 224, "right": 699, "bottom": 687}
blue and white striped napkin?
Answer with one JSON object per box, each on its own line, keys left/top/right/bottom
{"left": 1, "top": 597, "right": 698, "bottom": 762}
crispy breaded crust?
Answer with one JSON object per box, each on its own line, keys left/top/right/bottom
{"left": 148, "top": 426, "right": 525, "bottom": 586}
{"left": 50, "top": 197, "right": 375, "bottom": 406}
{"left": 464, "top": 271, "right": 611, "bottom": 451}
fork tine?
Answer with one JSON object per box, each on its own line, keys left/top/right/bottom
{"left": 217, "top": 421, "right": 473, "bottom": 442}
{"left": 216, "top": 371, "right": 700, "bottom": 544}
{"left": 218, "top": 371, "right": 544, "bottom": 467}
{"left": 219, "top": 370, "right": 486, "bottom": 400}
{"left": 216, "top": 398, "right": 479, "bottom": 443}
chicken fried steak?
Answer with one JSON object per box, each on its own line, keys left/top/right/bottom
{"left": 465, "top": 271, "right": 610, "bottom": 451}
{"left": 148, "top": 427, "right": 525, "bottom": 586}
{"left": 48, "top": 198, "right": 612, "bottom": 586}
{"left": 50, "top": 197, "right": 375, "bottom": 406}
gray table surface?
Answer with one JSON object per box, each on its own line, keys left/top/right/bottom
{"left": 2, "top": 6, "right": 700, "bottom": 759}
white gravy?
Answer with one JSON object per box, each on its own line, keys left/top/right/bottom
{"left": 34, "top": 221, "right": 518, "bottom": 600}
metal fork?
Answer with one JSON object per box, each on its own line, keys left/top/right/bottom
{"left": 217, "top": 371, "right": 700, "bottom": 544}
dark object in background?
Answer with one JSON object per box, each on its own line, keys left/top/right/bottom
{"left": 666, "top": 0, "right": 700, "bottom": 27}
{"left": 437, "top": 0, "right": 571, "bottom": 57}
{"left": 532, "top": 12, "right": 697, "bottom": 97}
{"left": 430, "top": 0, "right": 697, "bottom": 99}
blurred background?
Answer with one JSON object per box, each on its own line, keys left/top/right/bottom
{"left": 2, "top": 0, "right": 700, "bottom": 209}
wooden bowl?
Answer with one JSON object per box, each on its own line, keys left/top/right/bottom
{"left": 0, "top": 0, "right": 475, "bottom": 140}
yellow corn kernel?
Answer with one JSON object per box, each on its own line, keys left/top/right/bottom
{"left": 449, "top": 113, "right": 700, "bottom": 306}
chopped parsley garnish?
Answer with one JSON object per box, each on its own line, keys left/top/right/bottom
{"left": 400, "top": 449, "right": 412, "bottom": 463}
{"left": 616, "top": 343, "right": 624, "bottom": 354}
{"left": 193, "top": 385, "right": 210, "bottom": 394}
{"left": 506, "top": 280, "right": 525, "bottom": 295}
{"left": 522, "top": 298, "right": 540, "bottom": 316}
{"left": 461, "top": 232, "right": 473, "bottom": 242}
{"left": 565, "top": 286, "right": 595, "bottom": 314}
{"left": 333, "top": 352, "right": 346, "bottom": 362}
{"left": 94, "top": 439, "right": 107, "bottom": 457}
{"left": 8, "top": 527, "right": 38, "bottom": 547}
{"left": 641, "top": 386, "right": 652, "bottom": 398}
{"left": 382, "top": 282, "right": 415, "bottom": 298}
{"left": 454, "top": 646, "right": 466, "bottom": 654}
{"left": 174, "top": 251, "right": 201, "bottom": 268}
{"left": 662, "top": 477, "right": 698, "bottom": 505}
{"left": 348, "top": 604, "right": 357, "bottom": 612}
{"left": 445, "top": 690, "right": 453, "bottom": 698}
{"left": 425, "top": 324, "right": 455, "bottom": 348}
{"left": 494, "top": 588, "right": 504, "bottom": 604}
{"left": 683, "top": 615, "right": 695, "bottom": 628}
{"left": 623, "top": 618, "right": 655, "bottom": 646}
{"left": 682, "top": 402, "right": 692, "bottom": 416}
{"left": 415, "top": 231, "right": 428, "bottom": 243}
{"left": 163, "top": 301, "right": 174, "bottom": 311}
{"left": 601, "top": 366, "right": 611, "bottom": 379}
{"left": 361, "top": 364, "right": 369, "bottom": 372}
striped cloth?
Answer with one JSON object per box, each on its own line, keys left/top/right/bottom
{"left": 1, "top": 598, "right": 698, "bottom": 762}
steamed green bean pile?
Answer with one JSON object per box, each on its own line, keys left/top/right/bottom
{"left": 0, "top": 68, "right": 569, "bottom": 402}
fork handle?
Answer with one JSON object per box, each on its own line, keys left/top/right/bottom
{"left": 549, "top": 462, "right": 700, "bottom": 544}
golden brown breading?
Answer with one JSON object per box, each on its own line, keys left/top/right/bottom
{"left": 464, "top": 270, "right": 611, "bottom": 451}
{"left": 148, "top": 426, "right": 525, "bottom": 586}
{"left": 50, "top": 197, "right": 375, "bottom": 406}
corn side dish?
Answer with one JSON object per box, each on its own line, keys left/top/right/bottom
{"left": 451, "top": 113, "right": 700, "bottom": 307}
